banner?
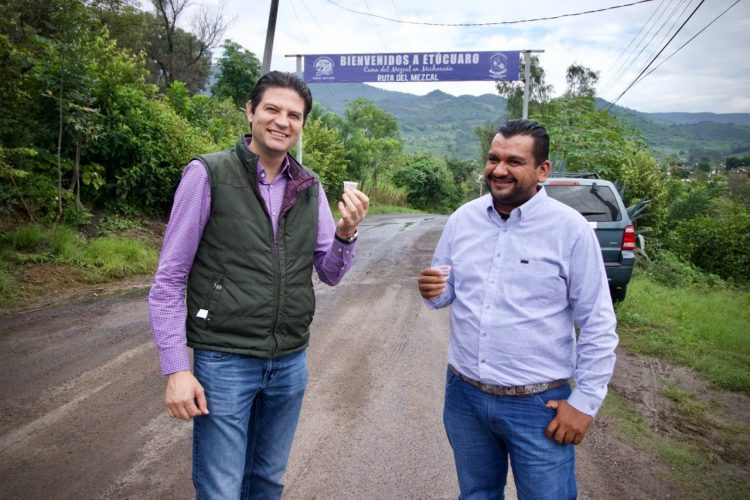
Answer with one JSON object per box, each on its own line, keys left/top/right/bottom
{"left": 303, "top": 51, "right": 520, "bottom": 84}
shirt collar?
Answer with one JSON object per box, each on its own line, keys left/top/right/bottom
{"left": 484, "top": 185, "right": 549, "bottom": 221}
{"left": 245, "top": 136, "right": 292, "bottom": 181}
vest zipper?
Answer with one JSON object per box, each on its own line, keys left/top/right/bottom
{"left": 269, "top": 213, "right": 283, "bottom": 357}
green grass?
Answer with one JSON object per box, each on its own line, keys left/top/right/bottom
{"left": 610, "top": 275, "right": 750, "bottom": 497}
{"left": 617, "top": 277, "right": 750, "bottom": 393}
{"left": 0, "top": 223, "right": 158, "bottom": 305}
{"left": 600, "top": 391, "right": 750, "bottom": 499}
{"left": 84, "top": 236, "right": 157, "bottom": 281}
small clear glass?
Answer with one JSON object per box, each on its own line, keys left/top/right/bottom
{"left": 436, "top": 265, "right": 451, "bottom": 278}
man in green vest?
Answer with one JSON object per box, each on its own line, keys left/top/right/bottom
{"left": 149, "top": 71, "right": 369, "bottom": 498}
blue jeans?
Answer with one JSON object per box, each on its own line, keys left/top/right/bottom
{"left": 443, "top": 368, "right": 576, "bottom": 500}
{"left": 192, "top": 349, "right": 308, "bottom": 499}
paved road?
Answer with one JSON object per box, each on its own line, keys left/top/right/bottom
{"left": 0, "top": 214, "right": 489, "bottom": 499}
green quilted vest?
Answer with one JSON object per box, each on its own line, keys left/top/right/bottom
{"left": 185, "top": 136, "right": 319, "bottom": 358}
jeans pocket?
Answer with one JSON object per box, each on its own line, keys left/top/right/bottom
{"left": 532, "top": 384, "right": 571, "bottom": 410}
{"left": 446, "top": 368, "right": 460, "bottom": 387}
{"left": 193, "top": 349, "right": 234, "bottom": 362}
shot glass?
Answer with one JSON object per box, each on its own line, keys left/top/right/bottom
{"left": 436, "top": 265, "right": 451, "bottom": 278}
{"left": 343, "top": 181, "right": 358, "bottom": 191}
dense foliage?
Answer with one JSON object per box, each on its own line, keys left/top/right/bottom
{"left": 1, "top": 2, "right": 747, "bottom": 296}
{"left": 0, "top": 0, "right": 242, "bottom": 220}
{"left": 389, "top": 155, "right": 462, "bottom": 213}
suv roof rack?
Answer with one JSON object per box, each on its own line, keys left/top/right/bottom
{"left": 548, "top": 171, "right": 601, "bottom": 179}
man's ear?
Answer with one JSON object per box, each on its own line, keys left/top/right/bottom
{"left": 536, "top": 160, "right": 552, "bottom": 182}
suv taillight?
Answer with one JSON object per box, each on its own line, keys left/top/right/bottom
{"left": 622, "top": 225, "right": 636, "bottom": 251}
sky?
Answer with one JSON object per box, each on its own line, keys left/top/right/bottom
{"left": 177, "top": 0, "right": 749, "bottom": 113}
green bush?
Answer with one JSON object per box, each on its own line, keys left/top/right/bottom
{"left": 301, "top": 119, "right": 349, "bottom": 201}
{"left": 665, "top": 210, "right": 750, "bottom": 283}
{"left": 60, "top": 205, "right": 93, "bottom": 228}
{"left": 91, "top": 86, "right": 217, "bottom": 214}
{"left": 640, "top": 248, "right": 724, "bottom": 289}
{"left": 389, "top": 155, "right": 461, "bottom": 213}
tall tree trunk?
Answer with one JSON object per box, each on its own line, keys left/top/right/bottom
{"left": 5, "top": 169, "right": 35, "bottom": 222}
{"left": 76, "top": 138, "right": 82, "bottom": 208}
{"left": 56, "top": 59, "right": 64, "bottom": 223}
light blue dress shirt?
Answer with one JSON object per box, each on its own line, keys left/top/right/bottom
{"left": 427, "top": 187, "right": 618, "bottom": 416}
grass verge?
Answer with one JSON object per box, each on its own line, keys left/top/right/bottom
{"left": 609, "top": 275, "right": 750, "bottom": 498}
{"left": 0, "top": 223, "right": 158, "bottom": 307}
{"left": 617, "top": 276, "right": 750, "bottom": 393}
{"left": 600, "top": 389, "right": 750, "bottom": 499}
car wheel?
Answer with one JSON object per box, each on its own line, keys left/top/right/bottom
{"left": 609, "top": 285, "right": 627, "bottom": 304}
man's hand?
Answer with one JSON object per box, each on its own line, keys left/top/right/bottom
{"left": 418, "top": 267, "right": 447, "bottom": 300}
{"left": 336, "top": 188, "right": 369, "bottom": 239}
{"left": 164, "top": 371, "right": 209, "bottom": 420}
{"left": 545, "top": 399, "right": 593, "bottom": 445}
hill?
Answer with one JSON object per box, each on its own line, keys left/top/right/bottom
{"left": 599, "top": 99, "right": 750, "bottom": 160}
{"left": 309, "top": 83, "right": 750, "bottom": 162}
{"left": 309, "top": 83, "right": 506, "bottom": 161}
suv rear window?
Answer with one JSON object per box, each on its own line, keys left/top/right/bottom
{"left": 545, "top": 183, "right": 622, "bottom": 222}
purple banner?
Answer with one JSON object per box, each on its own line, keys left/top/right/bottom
{"left": 303, "top": 51, "right": 520, "bottom": 84}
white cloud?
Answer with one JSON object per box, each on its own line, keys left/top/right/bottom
{"left": 207, "top": 0, "right": 749, "bottom": 112}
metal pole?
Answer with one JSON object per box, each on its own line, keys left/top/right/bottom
{"left": 296, "top": 55, "right": 303, "bottom": 163}
{"left": 522, "top": 50, "right": 531, "bottom": 119}
{"left": 261, "top": 0, "right": 279, "bottom": 74}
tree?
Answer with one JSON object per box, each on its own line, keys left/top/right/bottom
{"left": 474, "top": 122, "right": 496, "bottom": 165}
{"left": 389, "top": 155, "right": 461, "bottom": 213}
{"left": 564, "top": 64, "right": 599, "bottom": 98}
{"left": 496, "top": 55, "right": 552, "bottom": 120}
{"left": 340, "top": 98, "right": 403, "bottom": 187}
{"left": 211, "top": 40, "right": 261, "bottom": 108}
{"left": 301, "top": 119, "right": 349, "bottom": 200}
{"left": 148, "top": 0, "right": 231, "bottom": 92}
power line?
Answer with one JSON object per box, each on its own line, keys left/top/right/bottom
{"left": 322, "top": 0, "right": 656, "bottom": 27}
{"left": 602, "top": 0, "right": 666, "bottom": 79}
{"left": 606, "top": 0, "right": 706, "bottom": 110}
{"left": 640, "top": 0, "right": 697, "bottom": 70}
{"left": 611, "top": 0, "right": 692, "bottom": 90}
{"left": 634, "top": 0, "right": 741, "bottom": 86}
{"left": 601, "top": 0, "right": 677, "bottom": 95}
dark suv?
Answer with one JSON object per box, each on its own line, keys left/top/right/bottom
{"left": 543, "top": 173, "right": 635, "bottom": 303}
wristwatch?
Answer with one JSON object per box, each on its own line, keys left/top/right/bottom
{"left": 335, "top": 230, "right": 358, "bottom": 244}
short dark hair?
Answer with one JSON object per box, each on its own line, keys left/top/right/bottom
{"left": 248, "top": 71, "right": 313, "bottom": 122}
{"left": 497, "top": 119, "right": 549, "bottom": 166}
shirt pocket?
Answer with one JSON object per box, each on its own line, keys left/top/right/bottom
{"left": 510, "top": 260, "right": 566, "bottom": 308}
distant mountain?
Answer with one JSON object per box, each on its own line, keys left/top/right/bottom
{"left": 647, "top": 112, "right": 750, "bottom": 128}
{"left": 309, "top": 83, "right": 506, "bottom": 160}
{"left": 598, "top": 99, "right": 750, "bottom": 159}
{"left": 309, "top": 83, "right": 750, "bottom": 161}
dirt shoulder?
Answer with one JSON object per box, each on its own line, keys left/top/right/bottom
{"left": 1, "top": 214, "right": 748, "bottom": 498}
{"left": 582, "top": 348, "right": 750, "bottom": 499}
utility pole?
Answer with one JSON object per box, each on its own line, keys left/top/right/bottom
{"left": 261, "top": 0, "right": 279, "bottom": 74}
{"left": 285, "top": 54, "right": 304, "bottom": 163}
{"left": 522, "top": 50, "right": 531, "bottom": 119}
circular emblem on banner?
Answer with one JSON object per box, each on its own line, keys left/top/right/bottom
{"left": 314, "top": 56, "right": 334, "bottom": 77}
{"left": 489, "top": 53, "right": 508, "bottom": 79}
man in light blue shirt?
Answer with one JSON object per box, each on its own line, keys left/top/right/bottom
{"left": 418, "top": 119, "right": 618, "bottom": 499}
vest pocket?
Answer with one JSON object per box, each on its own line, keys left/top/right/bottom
{"left": 198, "top": 273, "right": 226, "bottom": 328}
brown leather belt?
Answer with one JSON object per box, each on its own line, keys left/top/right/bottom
{"left": 448, "top": 364, "right": 568, "bottom": 397}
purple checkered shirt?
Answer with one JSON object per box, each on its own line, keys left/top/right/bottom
{"left": 149, "top": 142, "right": 355, "bottom": 375}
